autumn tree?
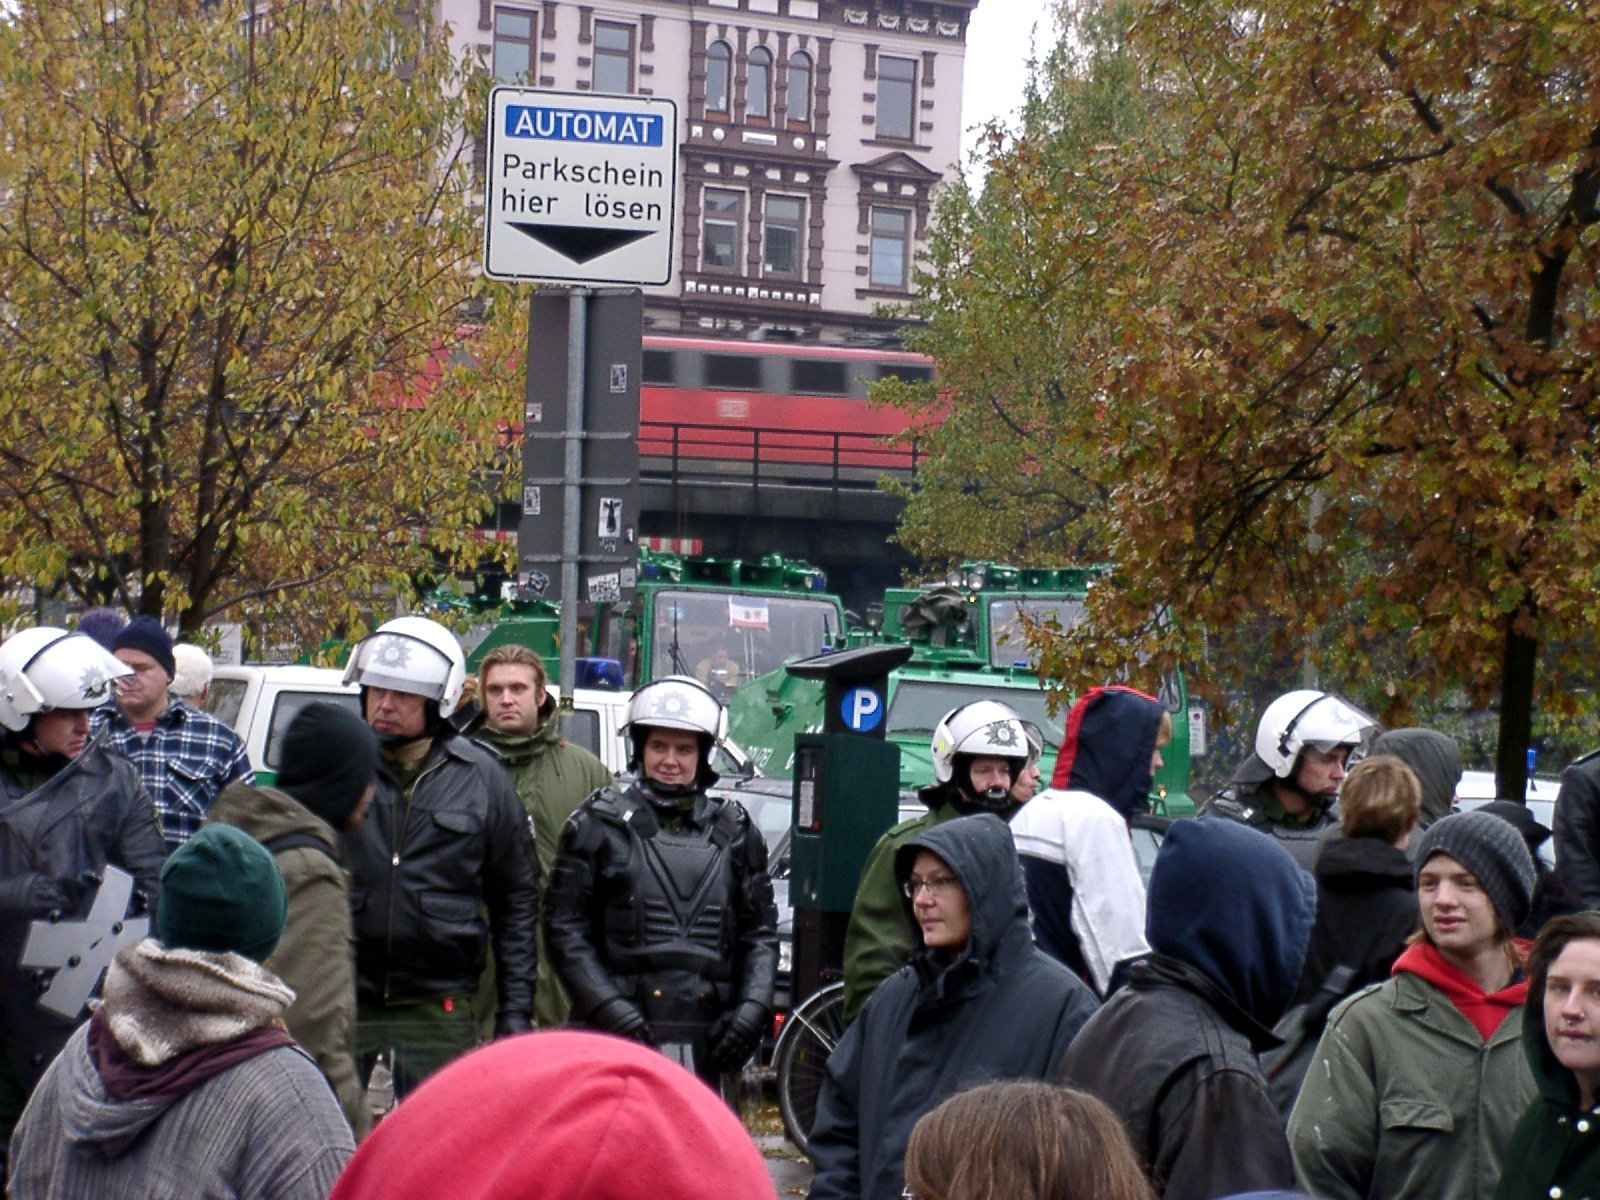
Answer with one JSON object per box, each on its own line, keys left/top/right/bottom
{"left": 0, "top": 0, "right": 524, "bottom": 647}
{"left": 898, "top": 0, "right": 1600, "bottom": 798}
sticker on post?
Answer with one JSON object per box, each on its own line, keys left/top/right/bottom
{"left": 597, "top": 497, "right": 622, "bottom": 539}
{"left": 587, "top": 572, "right": 622, "bottom": 602}
{"left": 610, "top": 364, "right": 627, "bottom": 394}
{"left": 523, "top": 486, "right": 542, "bottom": 516}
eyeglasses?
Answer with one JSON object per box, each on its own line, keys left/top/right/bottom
{"left": 901, "top": 874, "right": 960, "bottom": 900}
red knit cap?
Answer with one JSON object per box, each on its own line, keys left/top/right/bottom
{"left": 328, "top": 1031, "right": 774, "bottom": 1200}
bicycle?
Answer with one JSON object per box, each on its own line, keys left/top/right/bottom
{"left": 772, "top": 980, "right": 846, "bottom": 1157}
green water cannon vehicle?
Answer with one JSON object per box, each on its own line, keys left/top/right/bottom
{"left": 726, "top": 562, "right": 1198, "bottom": 814}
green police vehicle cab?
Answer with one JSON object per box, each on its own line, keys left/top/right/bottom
{"left": 726, "top": 563, "right": 1197, "bottom": 814}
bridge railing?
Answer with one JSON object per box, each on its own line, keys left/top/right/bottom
{"left": 639, "top": 420, "right": 928, "bottom": 492}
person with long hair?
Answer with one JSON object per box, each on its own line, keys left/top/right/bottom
{"left": 1493, "top": 911, "right": 1600, "bottom": 1200}
{"left": 903, "top": 1081, "right": 1155, "bottom": 1200}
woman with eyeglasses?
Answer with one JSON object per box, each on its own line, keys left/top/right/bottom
{"left": 806, "top": 814, "right": 1099, "bottom": 1200}
{"left": 902, "top": 1080, "right": 1155, "bottom": 1200}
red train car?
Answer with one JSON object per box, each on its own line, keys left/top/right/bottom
{"left": 639, "top": 335, "right": 934, "bottom": 474}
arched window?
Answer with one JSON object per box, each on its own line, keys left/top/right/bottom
{"left": 786, "top": 50, "right": 812, "bottom": 123}
{"left": 706, "top": 40, "right": 731, "bottom": 114}
{"left": 747, "top": 45, "right": 772, "bottom": 120}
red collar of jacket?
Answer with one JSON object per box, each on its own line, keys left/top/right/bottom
{"left": 1393, "top": 940, "right": 1530, "bottom": 1040}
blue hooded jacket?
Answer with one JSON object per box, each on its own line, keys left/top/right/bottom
{"left": 1058, "top": 818, "right": 1316, "bottom": 1200}
{"left": 1051, "top": 685, "right": 1166, "bottom": 818}
{"left": 808, "top": 814, "right": 1098, "bottom": 1200}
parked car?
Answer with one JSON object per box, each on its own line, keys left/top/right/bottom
{"left": 206, "top": 662, "right": 635, "bottom": 783}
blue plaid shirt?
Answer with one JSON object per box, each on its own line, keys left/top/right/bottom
{"left": 94, "top": 699, "right": 254, "bottom": 854}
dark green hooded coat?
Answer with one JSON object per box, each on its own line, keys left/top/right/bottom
{"left": 1493, "top": 956, "right": 1600, "bottom": 1200}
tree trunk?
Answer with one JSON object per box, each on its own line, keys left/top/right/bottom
{"left": 1495, "top": 601, "right": 1538, "bottom": 804}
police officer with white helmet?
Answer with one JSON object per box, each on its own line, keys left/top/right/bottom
{"left": 0, "top": 628, "right": 165, "bottom": 1176}
{"left": 340, "top": 616, "right": 540, "bottom": 1098}
{"left": 1200, "top": 688, "right": 1377, "bottom": 869}
{"left": 544, "top": 675, "right": 778, "bottom": 1087}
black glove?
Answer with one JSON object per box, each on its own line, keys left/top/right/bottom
{"left": 705, "top": 1001, "right": 768, "bottom": 1073}
{"left": 589, "top": 997, "right": 654, "bottom": 1044}
{"left": 493, "top": 1011, "right": 534, "bottom": 1039}
{"left": 0, "top": 874, "right": 74, "bottom": 919}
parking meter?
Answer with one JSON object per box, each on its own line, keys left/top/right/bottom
{"left": 787, "top": 644, "right": 912, "bottom": 1008}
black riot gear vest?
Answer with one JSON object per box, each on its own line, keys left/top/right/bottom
{"left": 584, "top": 788, "right": 749, "bottom": 1040}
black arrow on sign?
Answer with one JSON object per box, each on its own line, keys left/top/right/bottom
{"left": 509, "top": 223, "right": 653, "bottom": 264}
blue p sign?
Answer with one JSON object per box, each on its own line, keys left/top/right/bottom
{"left": 841, "top": 686, "right": 884, "bottom": 733}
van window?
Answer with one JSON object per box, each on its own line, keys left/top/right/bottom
{"left": 265, "top": 691, "right": 364, "bottom": 770}
{"left": 206, "top": 678, "right": 248, "bottom": 731}
{"left": 558, "top": 709, "right": 602, "bottom": 760}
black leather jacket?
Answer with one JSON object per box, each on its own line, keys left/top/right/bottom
{"left": 0, "top": 731, "right": 166, "bottom": 1091}
{"left": 341, "top": 731, "right": 540, "bottom": 1018}
{"left": 544, "top": 782, "right": 777, "bottom": 1040}
{"left": 1553, "top": 750, "right": 1600, "bottom": 909}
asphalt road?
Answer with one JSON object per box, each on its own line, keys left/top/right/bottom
{"left": 759, "top": 1134, "right": 813, "bottom": 1197}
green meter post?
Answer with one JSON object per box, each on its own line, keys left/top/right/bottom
{"left": 787, "top": 644, "right": 912, "bottom": 1010}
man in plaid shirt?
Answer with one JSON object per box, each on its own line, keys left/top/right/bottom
{"left": 93, "top": 617, "right": 252, "bottom": 854}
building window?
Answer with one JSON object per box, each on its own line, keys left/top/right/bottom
{"left": 787, "top": 50, "right": 813, "bottom": 123}
{"left": 593, "top": 21, "right": 633, "bottom": 94}
{"left": 706, "top": 40, "right": 732, "bottom": 114}
{"left": 747, "top": 45, "right": 773, "bottom": 120}
{"left": 869, "top": 207, "right": 911, "bottom": 289}
{"left": 493, "top": 8, "right": 537, "bottom": 82}
{"left": 703, "top": 189, "right": 744, "bottom": 271}
{"left": 764, "top": 196, "right": 804, "bottom": 279}
{"left": 876, "top": 54, "right": 916, "bottom": 140}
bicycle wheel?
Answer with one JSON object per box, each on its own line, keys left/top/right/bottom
{"left": 774, "top": 981, "right": 846, "bottom": 1157}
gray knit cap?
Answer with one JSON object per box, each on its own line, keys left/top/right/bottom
{"left": 1414, "top": 809, "right": 1536, "bottom": 934}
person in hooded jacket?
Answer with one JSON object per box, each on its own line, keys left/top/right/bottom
{"left": 210, "top": 702, "right": 380, "bottom": 1138}
{"left": 0, "top": 628, "right": 167, "bottom": 1176}
{"left": 1493, "top": 911, "right": 1600, "bottom": 1200}
{"left": 7, "top": 824, "right": 354, "bottom": 1200}
{"left": 1370, "top": 727, "right": 1462, "bottom": 831}
{"left": 1011, "top": 685, "right": 1170, "bottom": 997}
{"left": 1288, "top": 810, "right": 1538, "bottom": 1200}
{"left": 1058, "top": 817, "right": 1317, "bottom": 1200}
{"left": 808, "top": 814, "right": 1098, "bottom": 1200}
{"left": 840, "top": 700, "right": 1038, "bottom": 1022}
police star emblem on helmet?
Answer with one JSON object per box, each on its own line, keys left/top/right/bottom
{"left": 652, "top": 692, "right": 691, "bottom": 719}
{"left": 78, "top": 666, "right": 111, "bottom": 700}
{"left": 374, "top": 637, "right": 412, "bottom": 668}
{"left": 984, "top": 721, "right": 1019, "bottom": 748}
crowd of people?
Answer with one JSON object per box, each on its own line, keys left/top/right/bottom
{"left": 4, "top": 607, "right": 1600, "bottom": 1200}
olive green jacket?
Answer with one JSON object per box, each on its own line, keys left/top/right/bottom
{"left": 840, "top": 797, "right": 964, "bottom": 1022}
{"left": 210, "top": 782, "right": 369, "bottom": 1139}
{"left": 1288, "top": 969, "right": 1534, "bottom": 1200}
{"left": 471, "top": 708, "right": 612, "bottom": 1027}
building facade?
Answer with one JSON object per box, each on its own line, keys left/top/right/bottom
{"left": 443, "top": 0, "right": 978, "bottom": 341}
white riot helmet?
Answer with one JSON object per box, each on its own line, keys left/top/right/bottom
{"left": 931, "top": 699, "right": 1032, "bottom": 810}
{"left": 0, "top": 627, "right": 132, "bottom": 732}
{"left": 1255, "top": 689, "right": 1377, "bottom": 780}
{"left": 622, "top": 675, "right": 726, "bottom": 791}
{"left": 342, "top": 616, "right": 467, "bottom": 718}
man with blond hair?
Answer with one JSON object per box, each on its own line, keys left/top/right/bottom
{"left": 467, "top": 644, "right": 611, "bottom": 1026}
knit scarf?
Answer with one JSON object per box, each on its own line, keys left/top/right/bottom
{"left": 89, "top": 939, "right": 297, "bottom": 1102}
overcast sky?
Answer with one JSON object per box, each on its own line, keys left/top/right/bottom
{"left": 958, "top": 1, "right": 1061, "bottom": 165}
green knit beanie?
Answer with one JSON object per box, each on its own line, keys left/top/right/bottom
{"left": 157, "top": 824, "right": 288, "bottom": 962}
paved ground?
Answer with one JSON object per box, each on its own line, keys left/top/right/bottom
{"left": 759, "top": 1134, "right": 813, "bottom": 1197}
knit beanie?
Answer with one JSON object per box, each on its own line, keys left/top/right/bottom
{"left": 327, "top": 1031, "right": 773, "bottom": 1200}
{"left": 277, "top": 702, "right": 380, "bottom": 830}
{"left": 75, "top": 606, "right": 129, "bottom": 651}
{"left": 157, "top": 824, "right": 288, "bottom": 963}
{"left": 111, "top": 616, "right": 176, "bottom": 680}
{"left": 1414, "top": 809, "right": 1536, "bottom": 934}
